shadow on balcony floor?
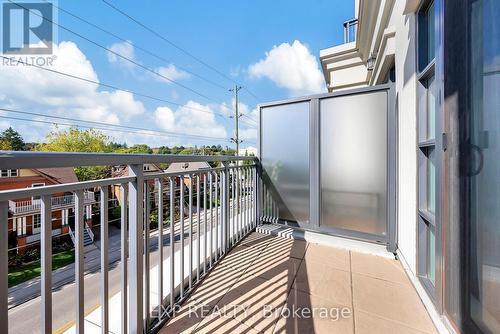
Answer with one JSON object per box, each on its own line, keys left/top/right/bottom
{"left": 159, "top": 232, "right": 438, "bottom": 334}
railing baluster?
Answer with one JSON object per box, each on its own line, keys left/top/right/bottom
{"left": 41, "top": 194, "right": 52, "bottom": 334}
{"left": 245, "top": 167, "right": 250, "bottom": 233}
{"left": 251, "top": 167, "right": 254, "bottom": 228}
{"left": 75, "top": 190, "right": 85, "bottom": 334}
{"left": 0, "top": 201, "right": 7, "bottom": 334}
{"left": 203, "top": 173, "right": 207, "bottom": 274}
{"left": 222, "top": 165, "right": 228, "bottom": 253}
{"left": 100, "top": 186, "right": 109, "bottom": 334}
{"left": 120, "top": 184, "right": 128, "bottom": 334}
{"left": 144, "top": 183, "right": 151, "bottom": 331}
{"left": 235, "top": 167, "right": 239, "bottom": 240}
{"left": 253, "top": 166, "right": 257, "bottom": 227}
{"left": 188, "top": 175, "right": 193, "bottom": 290}
{"left": 214, "top": 172, "right": 218, "bottom": 261}
{"left": 208, "top": 173, "right": 213, "bottom": 267}
{"left": 245, "top": 167, "right": 249, "bottom": 233}
{"left": 238, "top": 167, "right": 243, "bottom": 239}
{"left": 231, "top": 168, "right": 238, "bottom": 245}
{"left": 179, "top": 178, "right": 185, "bottom": 299}
{"left": 196, "top": 174, "right": 201, "bottom": 282}
{"left": 156, "top": 179, "right": 163, "bottom": 320}
{"left": 128, "top": 164, "right": 144, "bottom": 334}
{"left": 169, "top": 177, "right": 175, "bottom": 310}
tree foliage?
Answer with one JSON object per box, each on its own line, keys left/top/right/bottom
{"left": 115, "top": 144, "right": 153, "bottom": 154}
{"left": 36, "top": 128, "right": 112, "bottom": 181}
{"left": 0, "top": 127, "right": 25, "bottom": 150}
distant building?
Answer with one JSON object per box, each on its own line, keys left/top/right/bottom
{"left": 1, "top": 168, "right": 96, "bottom": 253}
{"left": 238, "top": 147, "right": 257, "bottom": 157}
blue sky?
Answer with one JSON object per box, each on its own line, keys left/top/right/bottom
{"left": 0, "top": 0, "right": 354, "bottom": 149}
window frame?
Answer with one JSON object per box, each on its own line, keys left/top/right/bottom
{"left": 31, "top": 183, "right": 45, "bottom": 201}
{"left": 416, "top": 0, "right": 440, "bottom": 299}
{"left": 0, "top": 169, "right": 19, "bottom": 177}
{"left": 32, "top": 214, "right": 41, "bottom": 234}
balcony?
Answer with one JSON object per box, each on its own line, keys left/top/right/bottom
{"left": 0, "top": 148, "right": 440, "bottom": 334}
{"left": 161, "top": 232, "right": 437, "bottom": 334}
{"left": 8, "top": 191, "right": 96, "bottom": 215}
{"left": 343, "top": 18, "right": 358, "bottom": 43}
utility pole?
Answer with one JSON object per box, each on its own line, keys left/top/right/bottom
{"left": 229, "top": 85, "right": 243, "bottom": 157}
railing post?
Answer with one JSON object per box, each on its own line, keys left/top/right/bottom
{"left": 41, "top": 194, "right": 52, "bottom": 334}
{"left": 120, "top": 184, "right": 128, "bottom": 334}
{"left": 128, "top": 164, "right": 144, "bottom": 334}
{"left": 100, "top": 186, "right": 109, "bottom": 334}
{"left": 0, "top": 201, "right": 8, "bottom": 334}
{"left": 256, "top": 161, "right": 262, "bottom": 225}
{"left": 75, "top": 190, "right": 85, "bottom": 334}
{"left": 222, "top": 162, "right": 230, "bottom": 253}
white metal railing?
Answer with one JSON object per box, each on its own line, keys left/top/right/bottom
{"left": 0, "top": 152, "right": 269, "bottom": 334}
{"left": 343, "top": 18, "right": 358, "bottom": 43}
{"left": 8, "top": 191, "right": 95, "bottom": 214}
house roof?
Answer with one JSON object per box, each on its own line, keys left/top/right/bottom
{"left": 36, "top": 167, "right": 79, "bottom": 184}
{"left": 111, "top": 163, "right": 163, "bottom": 177}
{"left": 165, "top": 162, "right": 211, "bottom": 173}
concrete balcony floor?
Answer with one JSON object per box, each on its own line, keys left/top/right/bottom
{"left": 160, "top": 232, "right": 438, "bottom": 334}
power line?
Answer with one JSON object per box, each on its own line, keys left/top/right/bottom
{"left": 6, "top": 1, "right": 256, "bottom": 128}
{"left": 46, "top": 0, "right": 229, "bottom": 91}
{"left": 101, "top": 0, "right": 263, "bottom": 102}
{"left": 241, "top": 113, "right": 258, "bottom": 125}
{"left": 0, "top": 107, "right": 229, "bottom": 141}
{"left": 7, "top": 1, "right": 219, "bottom": 103}
{"left": 0, "top": 55, "right": 256, "bottom": 128}
{"left": 0, "top": 115, "right": 230, "bottom": 142}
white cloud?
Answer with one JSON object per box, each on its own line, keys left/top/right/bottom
{"left": 0, "top": 41, "right": 145, "bottom": 142}
{"left": 107, "top": 41, "right": 136, "bottom": 69}
{"left": 154, "top": 101, "right": 227, "bottom": 139}
{"left": 155, "top": 64, "right": 190, "bottom": 83}
{"left": 248, "top": 40, "right": 326, "bottom": 96}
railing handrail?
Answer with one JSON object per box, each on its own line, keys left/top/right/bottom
{"left": 0, "top": 151, "right": 256, "bottom": 170}
{"left": 343, "top": 18, "right": 358, "bottom": 43}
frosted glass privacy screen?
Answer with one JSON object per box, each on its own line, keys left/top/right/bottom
{"left": 320, "top": 91, "right": 388, "bottom": 237}
{"left": 261, "top": 102, "right": 310, "bottom": 224}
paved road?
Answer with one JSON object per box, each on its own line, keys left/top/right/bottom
{"left": 8, "top": 202, "right": 251, "bottom": 334}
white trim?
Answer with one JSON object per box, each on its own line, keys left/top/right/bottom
{"left": 0, "top": 169, "right": 18, "bottom": 177}
{"left": 31, "top": 183, "right": 46, "bottom": 201}
{"left": 32, "top": 214, "right": 41, "bottom": 234}
{"left": 397, "top": 249, "right": 455, "bottom": 334}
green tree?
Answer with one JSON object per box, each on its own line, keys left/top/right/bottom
{"left": 157, "top": 146, "right": 171, "bottom": 154}
{"left": 36, "top": 128, "right": 112, "bottom": 181}
{"left": 0, "top": 127, "right": 25, "bottom": 150}
{"left": 0, "top": 139, "right": 11, "bottom": 150}
{"left": 116, "top": 144, "right": 153, "bottom": 154}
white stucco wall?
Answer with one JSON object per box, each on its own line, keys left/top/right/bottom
{"left": 390, "top": 0, "right": 418, "bottom": 273}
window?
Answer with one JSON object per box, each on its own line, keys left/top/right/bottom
{"left": 32, "top": 214, "right": 41, "bottom": 234}
{"left": 31, "top": 183, "right": 45, "bottom": 201}
{"left": 417, "top": 0, "right": 438, "bottom": 294}
{"left": 0, "top": 169, "right": 18, "bottom": 177}
{"left": 466, "top": 0, "right": 500, "bottom": 332}
{"left": 16, "top": 217, "right": 26, "bottom": 235}
{"left": 418, "top": 1, "right": 436, "bottom": 71}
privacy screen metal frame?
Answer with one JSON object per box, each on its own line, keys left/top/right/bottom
{"left": 257, "top": 84, "right": 397, "bottom": 252}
